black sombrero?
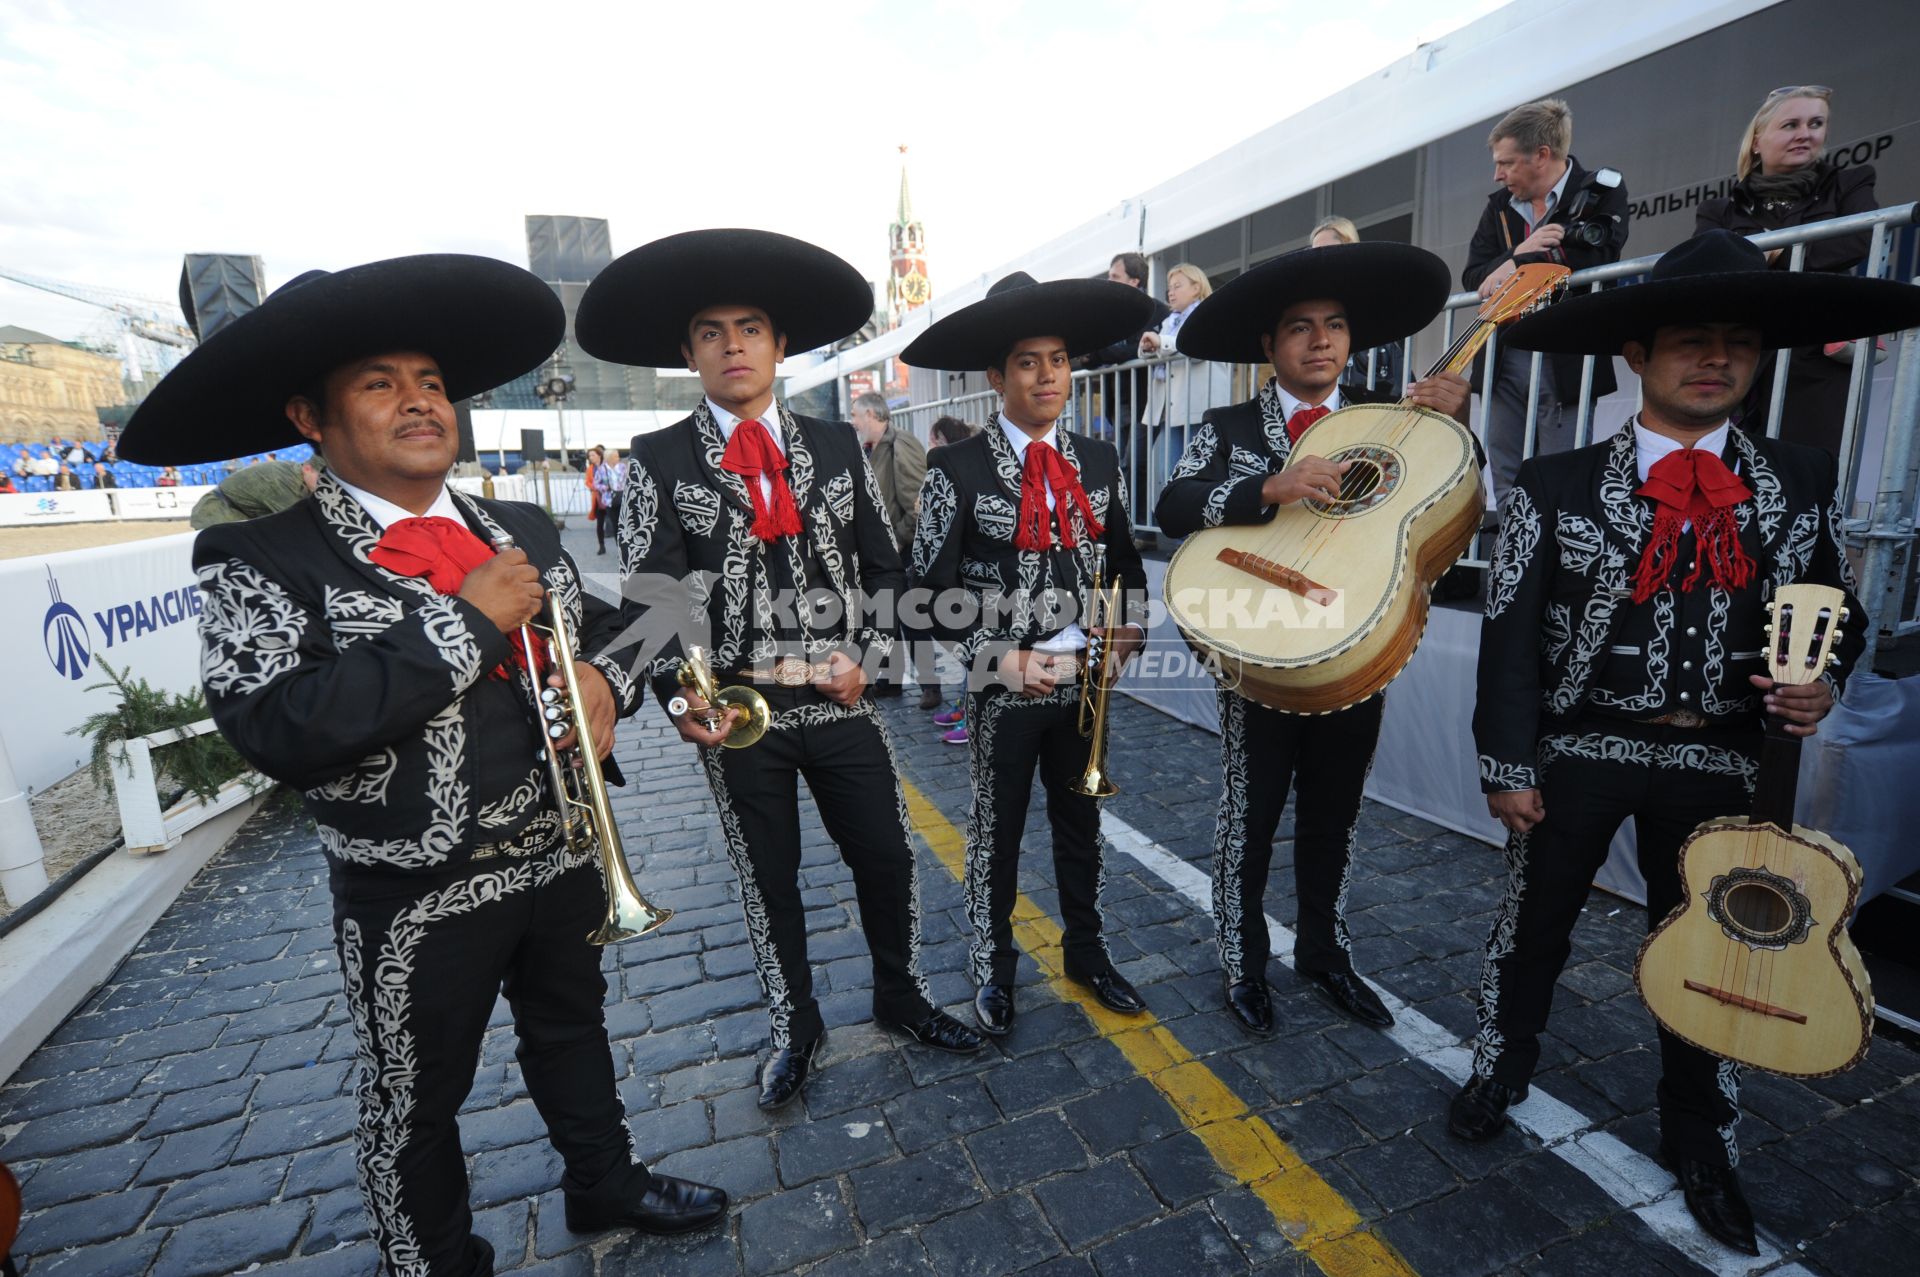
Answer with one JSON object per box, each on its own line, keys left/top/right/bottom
{"left": 1175, "top": 242, "right": 1450, "bottom": 364}
{"left": 574, "top": 228, "right": 873, "bottom": 368}
{"left": 1507, "top": 229, "right": 1920, "bottom": 354}
{"left": 120, "top": 254, "right": 563, "bottom": 464}
{"left": 900, "top": 272, "right": 1156, "bottom": 371}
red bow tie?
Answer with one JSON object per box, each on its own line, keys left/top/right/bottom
{"left": 722, "top": 418, "right": 804, "bottom": 542}
{"left": 1014, "top": 439, "right": 1104, "bottom": 552}
{"left": 1285, "top": 404, "right": 1330, "bottom": 444}
{"left": 370, "top": 516, "right": 545, "bottom": 678}
{"left": 1630, "top": 447, "right": 1755, "bottom": 603}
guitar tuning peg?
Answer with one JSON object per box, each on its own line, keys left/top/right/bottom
{"left": 1763, "top": 623, "right": 1774, "bottom": 634}
{"left": 1828, "top": 652, "right": 1842, "bottom": 668}
{"left": 1840, "top": 607, "right": 1851, "bottom": 623}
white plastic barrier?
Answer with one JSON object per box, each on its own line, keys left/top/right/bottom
{"left": 0, "top": 489, "right": 115, "bottom": 526}
{"left": 112, "top": 486, "right": 213, "bottom": 520}
{"left": 0, "top": 532, "right": 204, "bottom": 791}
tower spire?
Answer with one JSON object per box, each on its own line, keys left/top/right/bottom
{"left": 887, "top": 144, "right": 929, "bottom": 328}
{"left": 896, "top": 145, "right": 914, "bottom": 226}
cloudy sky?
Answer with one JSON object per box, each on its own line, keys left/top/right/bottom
{"left": 3, "top": 0, "right": 1505, "bottom": 342}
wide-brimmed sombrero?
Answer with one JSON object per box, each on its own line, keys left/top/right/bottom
{"left": 1175, "top": 242, "right": 1451, "bottom": 364}
{"left": 574, "top": 228, "right": 873, "bottom": 368}
{"left": 1507, "top": 229, "right": 1920, "bottom": 354}
{"left": 120, "top": 254, "right": 563, "bottom": 464}
{"left": 901, "top": 272, "right": 1155, "bottom": 371}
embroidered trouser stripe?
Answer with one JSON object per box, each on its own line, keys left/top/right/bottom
{"left": 332, "top": 840, "right": 630, "bottom": 1276}
{"left": 702, "top": 699, "right": 935, "bottom": 1049}
{"left": 964, "top": 685, "right": 1110, "bottom": 988}
{"left": 1470, "top": 722, "right": 1757, "bottom": 1168}
{"left": 1211, "top": 690, "right": 1384, "bottom": 983}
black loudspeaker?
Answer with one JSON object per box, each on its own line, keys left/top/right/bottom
{"left": 519, "top": 429, "right": 547, "bottom": 463}
{"left": 178, "top": 254, "right": 266, "bottom": 341}
{"left": 454, "top": 400, "right": 478, "bottom": 464}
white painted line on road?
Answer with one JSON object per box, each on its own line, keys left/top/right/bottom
{"left": 1102, "top": 815, "right": 1815, "bottom": 1277}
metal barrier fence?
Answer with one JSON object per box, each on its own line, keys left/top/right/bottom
{"left": 888, "top": 204, "right": 1920, "bottom": 666}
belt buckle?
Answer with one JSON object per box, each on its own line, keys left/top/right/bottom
{"left": 771, "top": 656, "right": 812, "bottom": 688}
{"left": 1669, "top": 708, "right": 1706, "bottom": 728}
{"left": 1046, "top": 654, "right": 1080, "bottom": 681}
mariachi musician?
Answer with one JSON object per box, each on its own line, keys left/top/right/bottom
{"left": 902, "top": 271, "right": 1153, "bottom": 1036}
{"left": 1457, "top": 230, "right": 1915, "bottom": 1255}
{"left": 1155, "top": 243, "right": 1471, "bottom": 1035}
{"left": 119, "top": 256, "right": 726, "bottom": 1276}
{"left": 578, "top": 229, "right": 983, "bottom": 1113}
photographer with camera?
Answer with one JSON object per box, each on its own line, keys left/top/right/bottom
{"left": 1464, "top": 98, "right": 1629, "bottom": 509}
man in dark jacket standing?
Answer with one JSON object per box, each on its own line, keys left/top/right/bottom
{"left": 852, "top": 391, "right": 936, "bottom": 701}
{"left": 1464, "top": 98, "right": 1630, "bottom": 509}
{"left": 1454, "top": 230, "right": 1918, "bottom": 1257}
{"left": 580, "top": 230, "right": 983, "bottom": 1114}
{"left": 1155, "top": 243, "right": 1470, "bottom": 1035}
{"left": 119, "top": 255, "right": 727, "bottom": 1276}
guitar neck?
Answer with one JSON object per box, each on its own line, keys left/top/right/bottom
{"left": 1392, "top": 319, "right": 1498, "bottom": 408}
{"left": 1750, "top": 717, "right": 1802, "bottom": 830}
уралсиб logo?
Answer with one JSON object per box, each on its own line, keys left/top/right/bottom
{"left": 43, "top": 567, "right": 91, "bottom": 680}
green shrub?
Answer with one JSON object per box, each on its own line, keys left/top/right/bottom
{"left": 69, "top": 660, "right": 254, "bottom": 803}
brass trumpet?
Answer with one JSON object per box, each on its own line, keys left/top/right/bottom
{"left": 676, "top": 645, "right": 771, "bottom": 750}
{"left": 494, "top": 536, "right": 672, "bottom": 946}
{"left": 1071, "top": 547, "right": 1124, "bottom": 799}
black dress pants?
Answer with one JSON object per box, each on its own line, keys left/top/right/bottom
{"left": 697, "top": 691, "right": 934, "bottom": 1049}
{"left": 1212, "top": 689, "right": 1384, "bottom": 984}
{"left": 964, "top": 683, "right": 1111, "bottom": 987}
{"left": 1470, "top": 719, "right": 1761, "bottom": 1167}
{"left": 331, "top": 837, "right": 635, "bottom": 1277}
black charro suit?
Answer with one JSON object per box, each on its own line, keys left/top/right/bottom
{"left": 908, "top": 420, "right": 1146, "bottom": 987}
{"left": 194, "top": 471, "right": 646, "bottom": 1276}
{"left": 1155, "top": 382, "right": 1397, "bottom": 988}
{"left": 1469, "top": 423, "right": 1864, "bottom": 1166}
{"left": 618, "top": 401, "right": 937, "bottom": 1050}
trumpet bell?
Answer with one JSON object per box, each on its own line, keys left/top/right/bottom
{"left": 587, "top": 891, "right": 674, "bottom": 946}
{"left": 1069, "top": 766, "right": 1118, "bottom": 799}
{"left": 716, "top": 687, "right": 772, "bottom": 750}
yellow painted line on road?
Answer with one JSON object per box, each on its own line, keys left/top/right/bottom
{"left": 900, "top": 781, "right": 1417, "bottom": 1277}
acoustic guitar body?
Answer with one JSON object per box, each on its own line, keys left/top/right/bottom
{"left": 1637, "top": 817, "right": 1872, "bottom": 1077}
{"left": 1163, "top": 403, "right": 1483, "bottom": 715}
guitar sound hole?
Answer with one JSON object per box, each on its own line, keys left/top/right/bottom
{"left": 1338, "top": 461, "right": 1382, "bottom": 503}
{"left": 1308, "top": 444, "right": 1404, "bottom": 517}
{"left": 1724, "top": 881, "right": 1794, "bottom": 941}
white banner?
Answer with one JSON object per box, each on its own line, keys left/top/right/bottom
{"left": 0, "top": 490, "right": 116, "bottom": 527}
{"left": 111, "top": 486, "right": 213, "bottom": 520}
{"left": 2, "top": 532, "right": 205, "bottom": 791}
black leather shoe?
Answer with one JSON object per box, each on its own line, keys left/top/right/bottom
{"left": 565, "top": 1171, "right": 729, "bottom": 1236}
{"left": 1225, "top": 977, "right": 1275, "bottom": 1035}
{"left": 1305, "top": 969, "right": 1393, "bottom": 1029}
{"left": 1662, "top": 1144, "right": 1760, "bottom": 1256}
{"left": 756, "top": 1034, "right": 825, "bottom": 1111}
{"left": 973, "top": 984, "right": 1015, "bottom": 1036}
{"left": 1065, "top": 966, "right": 1146, "bottom": 1014}
{"left": 871, "top": 681, "right": 904, "bottom": 698}
{"left": 1447, "top": 1075, "right": 1526, "bottom": 1142}
{"left": 879, "top": 1008, "right": 986, "bottom": 1054}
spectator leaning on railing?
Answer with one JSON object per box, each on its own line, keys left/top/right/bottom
{"left": 1463, "top": 97, "right": 1630, "bottom": 513}
{"left": 1139, "top": 262, "right": 1234, "bottom": 500}
{"left": 1696, "top": 84, "right": 1880, "bottom": 456}
{"left": 1079, "top": 252, "right": 1171, "bottom": 500}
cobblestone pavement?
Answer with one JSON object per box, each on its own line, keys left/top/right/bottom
{"left": 3, "top": 521, "right": 1916, "bottom": 1277}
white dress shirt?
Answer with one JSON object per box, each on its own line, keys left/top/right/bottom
{"left": 1509, "top": 161, "right": 1574, "bottom": 232}
{"left": 997, "top": 414, "right": 1146, "bottom": 654}
{"left": 1631, "top": 419, "right": 1732, "bottom": 533}
{"left": 709, "top": 396, "right": 785, "bottom": 505}
{"left": 1274, "top": 382, "right": 1345, "bottom": 422}
{"left": 335, "top": 476, "right": 461, "bottom": 531}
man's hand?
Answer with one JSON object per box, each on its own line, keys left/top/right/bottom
{"left": 459, "top": 548, "right": 546, "bottom": 633}
{"left": 549, "top": 663, "right": 616, "bottom": 759}
{"left": 1096, "top": 625, "right": 1145, "bottom": 683}
{"left": 1406, "top": 370, "right": 1472, "bottom": 423}
{"left": 671, "top": 688, "right": 737, "bottom": 748}
{"left": 1488, "top": 788, "right": 1545, "bottom": 834}
{"left": 1003, "top": 649, "right": 1060, "bottom": 698}
{"left": 1477, "top": 258, "right": 1518, "bottom": 299}
{"left": 1751, "top": 674, "right": 1834, "bottom": 738}
{"left": 816, "top": 651, "right": 867, "bottom": 706}
{"left": 1515, "top": 222, "right": 1564, "bottom": 256}
{"left": 1262, "top": 456, "right": 1353, "bottom": 506}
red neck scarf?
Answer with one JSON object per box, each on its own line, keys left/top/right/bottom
{"left": 722, "top": 418, "right": 804, "bottom": 542}
{"left": 1014, "top": 438, "right": 1104, "bottom": 552}
{"left": 369, "top": 515, "right": 545, "bottom": 678}
{"left": 1631, "top": 447, "right": 1755, "bottom": 604}
{"left": 1285, "top": 404, "right": 1330, "bottom": 444}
